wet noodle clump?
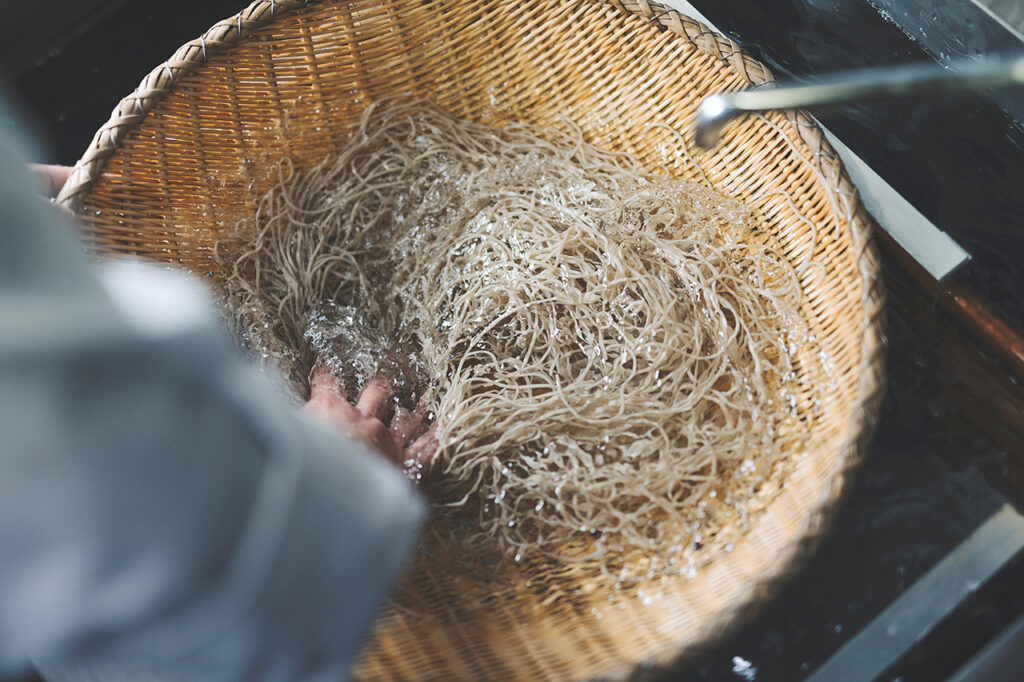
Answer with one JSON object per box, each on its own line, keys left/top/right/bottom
{"left": 220, "top": 102, "right": 810, "bottom": 573}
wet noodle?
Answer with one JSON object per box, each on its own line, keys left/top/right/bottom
{"left": 219, "top": 102, "right": 810, "bottom": 572}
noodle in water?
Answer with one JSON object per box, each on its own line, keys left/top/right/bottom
{"left": 219, "top": 102, "right": 810, "bottom": 575}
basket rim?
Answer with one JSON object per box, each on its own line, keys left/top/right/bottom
{"left": 57, "top": 0, "right": 886, "bottom": 668}
{"left": 609, "top": 0, "right": 886, "bottom": 661}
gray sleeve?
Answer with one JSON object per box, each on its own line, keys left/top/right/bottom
{"left": 0, "top": 100, "right": 423, "bottom": 681}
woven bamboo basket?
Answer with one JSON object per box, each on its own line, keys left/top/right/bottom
{"left": 58, "top": 0, "right": 885, "bottom": 679}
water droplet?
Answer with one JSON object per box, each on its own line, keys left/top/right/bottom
{"left": 731, "top": 656, "right": 758, "bottom": 681}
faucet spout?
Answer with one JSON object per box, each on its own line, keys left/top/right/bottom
{"left": 694, "top": 56, "right": 1024, "bottom": 149}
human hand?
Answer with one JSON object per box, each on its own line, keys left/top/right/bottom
{"left": 302, "top": 365, "right": 438, "bottom": 480}
{"left": 29, "top": 164, "right": 73, "bottom": 199}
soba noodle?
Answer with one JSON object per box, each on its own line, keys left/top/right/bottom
{"left": 218, "top": 102, "right": 809, "bottom": 570}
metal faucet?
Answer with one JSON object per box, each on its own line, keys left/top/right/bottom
{"left": 694, "top": 56, "right": 1024, "bottom": 149}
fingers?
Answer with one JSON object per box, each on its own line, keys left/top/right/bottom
{"left": 308, "top": 364, "right": 341, "bottom": 394}
{"left": 355, "top": 373, "right": 391, "bottom": 420}
{"left": 405, "top": 425, "right": 439, "bottom": 470}
{"left": 304, "top": 364, "right": 357, "bottom": 422}
{"left": 351, "top": 420, "right": 399, "bottom": 463}
{"left": 307, "top": 365, "right": 349, "bottom": 408}
{"left": 389, "top": 405, "right": 420, "bottom": 449}
{"left": 304, "top": 366, "right": 439, "bottom": 481}
{"left": 29, "top": 163, "right": 73, "bottom": 198}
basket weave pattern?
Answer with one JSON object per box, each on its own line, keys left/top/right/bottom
{"left": 59, "top": 1, "right": 885, "bottom": 679}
